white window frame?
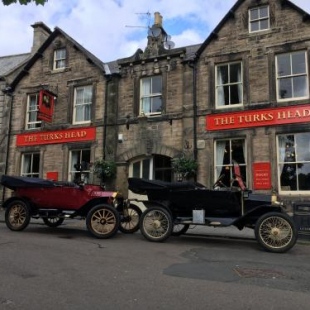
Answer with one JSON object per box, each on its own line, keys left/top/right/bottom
{"left": 73, "top": 85, "right": 92, "bottom": 124}
{"left": 277, "top": 133, "right": 310, "bottom": 195}
{"left": 21, "top": 153, "right": 40, "bottom": 178}
{"left": 214, "top": 138, "right": 247, "bottom": 187}
{"left": 276, "top": 51, "right": 309, "bottom": 102}
{"left": 140, "top": 76, "right": 162, "bottom": 116}
{"left": 69, "top": 149, "right": 91, "bottom": 184}
{"left": 215, "top": 61, "right": 243, "bottom": 109}
{"left": 53, "top": 48, "right": 66, "bottom": 70}
{"left": 129, "top": 157, "right": 154, "bottom": 179}
{"left": 249, "top": 5, "right": 270, "bottom": 33}
{"left": 26, "top": 93, "right": 41, "bottom": 130}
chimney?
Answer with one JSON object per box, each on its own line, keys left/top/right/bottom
{"left": 154, "top": 12, "right": 163, "bottom": 26}
{"left": 31, "top": 22, "right": 52, "bottom": 54}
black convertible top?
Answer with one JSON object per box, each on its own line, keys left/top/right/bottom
{"left": 0, "top": 175, "right": 55, "bottom": 190}
{"left": 128, "top": 177, "right": 205, "bottom": 195}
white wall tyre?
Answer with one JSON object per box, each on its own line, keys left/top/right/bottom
{"left": 139, "top": 207, "right": 173, "bottom": 242}
{"left": 255, "top": 212, "right": 297, "bottom": 253}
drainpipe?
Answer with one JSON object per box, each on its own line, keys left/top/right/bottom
{"left": 2, "top": 88, "right": 13, "bottom": 204}
{"left": 188, "top": 60, "right": 198, "bottom": 162}
{"left": 103, "top": 75, "right": 112, "bottom": 160}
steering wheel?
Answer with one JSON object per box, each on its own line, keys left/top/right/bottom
{"left": 212, "top": 174, "right": 226, "bottom": 189}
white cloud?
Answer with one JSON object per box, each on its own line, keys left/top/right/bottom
{"left": 0, "top": 0, "right": 309, "bottom": 62}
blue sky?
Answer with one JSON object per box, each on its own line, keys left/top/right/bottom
{"left": 0, "top": 0, "right": 310, "bottom": 62}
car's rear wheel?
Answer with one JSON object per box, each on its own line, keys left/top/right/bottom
{"left": 255, "top": 212, "right": 297, "bottom": 253}
{"left": 86, "top": 204, "right": 120, "bottom": 239}
{"left": 118, "top": 204, "right": 141, "bottom": 234}
{"left": 140, "top": 207, "right": 173, "bottom": 242}
{"left": 172, "top": 223, "right": 190, "bottom": 236}
{"left": 5, "top": 199, "right": 31, "bottom": 231}
{"left": 43, "top": 217, "right": 65, "bottom": 227}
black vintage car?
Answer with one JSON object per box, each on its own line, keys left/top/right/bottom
{"left": 128, "top": 163, "right": 298, "bottom": 253}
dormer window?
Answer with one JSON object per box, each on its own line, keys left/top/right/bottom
{"left": 53, "top": 48, "right": 66, "bottom": 70}
{"left": 249, "top": 6, "right": 270, "bottom": 33}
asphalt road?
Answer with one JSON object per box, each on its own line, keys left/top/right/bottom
{"left": 0, "top": 213, "right": 310, "bottom": 310}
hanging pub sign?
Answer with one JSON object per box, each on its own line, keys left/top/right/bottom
{"left": 38, "top": 90, "right": 54, "bottom": 122}
{"left": 253, "top": 162, "right": 271, "bottom": 190}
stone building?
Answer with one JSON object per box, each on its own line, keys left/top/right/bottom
{"left": 194, "top": 0, "right": 310, "bottom": 208}
{"left": 3, "top": 0, "right": 310, "bottom": 209}
{"left": 0, "top": 22, "right": 51, "bottom": 201}
{"left": 3, "top": 23, "right": 118, "bottom": 200}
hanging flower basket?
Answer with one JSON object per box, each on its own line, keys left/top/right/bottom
{"left": 171, "top": 155, "right": 198, "bottom": 181}
{"left": 92, "top": 159, "right": 117, "bottom": 182}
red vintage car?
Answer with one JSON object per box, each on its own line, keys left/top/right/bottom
{"left": 1, "top": 175, "right": 141, "bottom": 238}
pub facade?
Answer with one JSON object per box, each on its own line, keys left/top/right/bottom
{"left": 2, "top": 0, "right": 310, "bottom": 210}
{"left": 193, "top": 0, "right": 310, "bottom": 208}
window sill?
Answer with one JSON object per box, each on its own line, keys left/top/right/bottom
{"left": 50, "top": 67, "right": 71, "bottom": 74}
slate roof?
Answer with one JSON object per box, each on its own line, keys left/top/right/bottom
{"left": 0, "top": 53, "right": 30, "bottom": 77}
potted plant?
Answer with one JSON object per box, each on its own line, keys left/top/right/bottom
{"left": 171, "top": 155, "right": 198, "bottom": 181}
{"left": 92, "top": 159, "right": 117, "bottom": 184}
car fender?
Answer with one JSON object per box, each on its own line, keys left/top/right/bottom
{"left": 234, "top": 204, "right": 284, "bottom": 229}
{"left": 77, "top": 197, "right": 114, "bottom": 216}
{"left": 143, "top": 200, "right": 172, "bottom": 214}
{"left": 2, "top": 196, "right": 34, "bottom": 212}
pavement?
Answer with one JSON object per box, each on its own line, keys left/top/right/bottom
{"left": 1, "top": 207, "right": 309, "bottom": 244}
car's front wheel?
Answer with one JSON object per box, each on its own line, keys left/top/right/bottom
{"left": 255, "top": 212, "right": 297, "bottom": 253}
{"left": 43, "top": 217, "right": 65, "bottom": 227}
{"left": 140, "top": 207, "right": 173, "bottom": 242}
{"left": 5, "top": 199, "right": 31, "bottom": 231}
{"left": 86, "top": 204, "right": 120, "bottom": 239}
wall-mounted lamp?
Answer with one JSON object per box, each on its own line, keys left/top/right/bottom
{"left": 118, "top": 133, "right": 123, "bottom": 143}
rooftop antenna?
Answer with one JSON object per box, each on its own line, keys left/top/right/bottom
{"left": 125, "top": 11, "right": 151, "bottom": 29}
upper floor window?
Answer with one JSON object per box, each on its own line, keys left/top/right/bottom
{"left": 53, "top": 48, "right": 66, "bottom": 70}
{"left": 249, "top": 6, "right": 270, "bottom": 33}
{"left": 140, "top": 76, "right": 162, "bottom": 116}
{"left": 21, "top": 153, "right": 40, "bottom": 178}
{"left": 276, "top": 51, "right": 308, "bottom": 101}
{"left": 278, "top": 133, "right": 310, "bottom": 193}
{"left": 73, "top": 85, "right": 92, "bottom": 124}
{"left": 216, "top": 62, "right": 243, "bottom": 108}
{"left": 26, "top": 94, "right": 41, "bottom": 130}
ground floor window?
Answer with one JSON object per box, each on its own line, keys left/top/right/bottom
{"left": 69, "top": 149, "right": 91, "bottom": 184}
{"left": 21, "top": 153, "right": 40, "bottom": 177}
{"left": 215, "top": 138, "right": 246, "bottom": 187}
{"left": 278, "top": 133, "right": 310, "bottom": 192}
{"left": 130, "top": 155, "right": 172, "bottom": 182}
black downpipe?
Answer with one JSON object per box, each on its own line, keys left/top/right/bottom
{"left": 103, "top": 75, "right": 112, "bottom": 160}
{"left": 188, "top": 61, "right": 198, "bottom": 162}
{"left": 2, "top": 91, "right": 13, "bottom": 204}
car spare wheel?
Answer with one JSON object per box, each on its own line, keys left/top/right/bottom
{"left": 5, "top": 199, "right": 31, "bottom": 231}
{"left": 86, "top": 204, "right": 120, "bottom": 238}
{"left": 254, "top": 212, "right": 297, "bottom": 253}
{"left": 43, "top": 217, "right": 65, "bottom": 227}
{"left": 118, "top": 204, "right": 142, "bottom": 234}
{"left": 139, "top": 206, "right": 173, "bottom": 242}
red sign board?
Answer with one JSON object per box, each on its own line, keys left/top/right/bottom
{"left": 46, "top": 171, "right": 58, "bottom": 181}
{"left": 206, "top": 104, "right": 310, "bottom": 131}
{"left": 38, "top": 90, "right": 54, "bottom": 123}
{"left": 16, "top": 127, "right": 96, "bottom": 146}
{"left": 253, "top": 162, "right": 271, "bottom": 190}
